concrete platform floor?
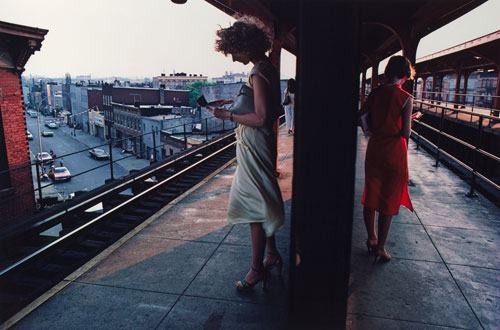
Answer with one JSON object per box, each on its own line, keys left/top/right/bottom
{"left": 6, "top": 126, "right": 499, "bottom": 330}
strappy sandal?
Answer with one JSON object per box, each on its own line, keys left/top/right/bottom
{"left": 365, "top": 239, "right": 377, "bottom": 253}
{"left": 373, "top": 248, "right": 391, "bottom": 264}
{"left": 235, "top": 267, "right": 268, "bottom": 291}
{"left": 263, "top": 251, "right": 283, "bottom": 277}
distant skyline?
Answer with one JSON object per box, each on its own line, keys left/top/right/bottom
{"left": 1, "top": 0, "right": 499, "bottom": 80}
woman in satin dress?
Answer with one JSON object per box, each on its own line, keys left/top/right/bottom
{"left": 208, "top": 17, "right": 285, "bottom": 290}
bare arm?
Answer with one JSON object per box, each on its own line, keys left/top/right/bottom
{"left": 401, "top": 97, "right": 413, "bottom": 139}
{"left": 208, "top": 74, "right": 270, "bottom": 127}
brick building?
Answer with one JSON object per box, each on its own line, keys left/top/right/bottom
{"left": 102, "top": 84, "right": 189, "bottom": 140}
{"left": 152, "top": 72, "right": 207, "bottom": 89}
{"left": 0, "top": 21, "right": 48, "bottom": 227}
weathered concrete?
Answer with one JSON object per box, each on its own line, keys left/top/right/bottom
{"left": 10, "top": 126, "right": 500, "bottom": 330}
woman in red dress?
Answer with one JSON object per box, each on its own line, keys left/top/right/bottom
{"left": 359, "top": 55, "right": 416, "bottom": 263}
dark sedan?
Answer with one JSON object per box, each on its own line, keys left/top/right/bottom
{"left": 89, "top": 148, "right": 110, "bottom": 160}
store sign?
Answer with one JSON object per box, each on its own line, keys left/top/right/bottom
{"left": 90, "top": 110, "right": 105, "bottom": 127}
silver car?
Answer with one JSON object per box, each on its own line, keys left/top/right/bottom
{"left": 89, "top": 148, "right": 110, "bottom": 160}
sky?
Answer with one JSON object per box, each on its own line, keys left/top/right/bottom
{"left": 1, "top": 0, "right": 499, "bottom": 80}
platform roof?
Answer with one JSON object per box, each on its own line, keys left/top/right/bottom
{"left": 204, "top": 0, "right": 487, "bottom": 71}
{"left": 415, "top": 30, "right": 500, "bottom": 77}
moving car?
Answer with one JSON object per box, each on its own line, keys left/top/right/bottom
{"left": 47, "top": 122, "right": 58, "bottom": 129}
{"left": 27, "top": 131, "right": 33, "bottom": 140}
{"left": 36, "top": 152, "right": 54, "bottom": 165}
{"left": 89, "top": 148, "right": 110, "bottom": 160}
{"left": 41, "top": 130, "right": 54, "bottom": 137}
{"left": 48, "top": 166, "right": 71, "bottom": 182}
{"left": 27, "top": 110, "right": 37, "bottom": 118}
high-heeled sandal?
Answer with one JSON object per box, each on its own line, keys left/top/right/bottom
{"left": 235, "top": 267, "right": 268, "bottom": 291}
{"left": 373, "top": 248, "right": 391, "bottom": 264}
{"left": 365, "top": 239, "right": 377, "bottom": 253}
{"left": 263, "top": 251, "right": 283, "bottom": 277}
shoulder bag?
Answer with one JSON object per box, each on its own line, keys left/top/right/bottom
{"left": 228, "top": 84, "right": 255, "bottom": 115}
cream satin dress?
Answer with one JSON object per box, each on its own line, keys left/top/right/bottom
{"left": 227, "top": 61, "right": 285, "bottom": 237}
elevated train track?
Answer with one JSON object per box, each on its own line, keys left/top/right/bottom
{"left": 0, "top": 132, "right": 237, "bottom": 323}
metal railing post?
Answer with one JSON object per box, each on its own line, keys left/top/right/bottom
{"left": 467, "top": 117, "right": 484, "bottom": 197}
{"left": 109, "top": 139, "right": 114, "bottom": 180}
{"left": 152, "top": 130, "right": 157, "bottom": 162}
{"left": 183, "top": 124, "right": 187, "bottom": 149}
{"left": 434, "top": 105, "right": 445, "bottom": 167}
{"left": 205, "top": 118, "right": 209, "bottom": 141}
{"left": 222, "top": 118, "right": 225, "bottom": 133}
{"left": 415, "top": 122, "right": 421, "bottom": 151}
{"left": 35, "top": 160, "right": 43, "bottom": 203}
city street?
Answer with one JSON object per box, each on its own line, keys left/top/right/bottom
{"left": 26, "top": 113, "right": 149, "bottom": 200}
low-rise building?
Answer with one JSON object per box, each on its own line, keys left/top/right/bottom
{"left": 153, "top": 72, "right": 207, "bottom": 89}
{"left": 211, "top": 71, "right": 249, "bottom": 84}
{"left": 102, "top": 84, "right": 190, "bottom": 140}
{"left": 0, "top": 20, "right": 47, "bottom": 227}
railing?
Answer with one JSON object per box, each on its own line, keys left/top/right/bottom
{"left": 411, "top": 99, "right": 499, "bottom": 197}
{"left": 414, "top": 90, "right": 499, "bottom": 119}
{"left": 0, "top": 116, "right": 237, "bottom": 210}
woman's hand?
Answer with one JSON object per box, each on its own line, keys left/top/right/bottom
{"left": 208, "top": 106, "right": 230, "bottom": 120}
{"left": 209, "top": 99, "right": 233, "bottom": 106}
{"left": 411, "top": 111, "right": 423, "bottom": 120}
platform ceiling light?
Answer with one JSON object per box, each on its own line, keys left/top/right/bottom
{"left": 171, "top": 0, "right": 187, "bottom": 3}
{"left": 474, "top": 56, "right": 482, "bottom": 60}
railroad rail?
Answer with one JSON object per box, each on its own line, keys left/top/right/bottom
{"left": 0, "top": 131, "right": 236, "bottom": 323}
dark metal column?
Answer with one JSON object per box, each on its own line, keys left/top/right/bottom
{"left": 493, "top": 66, "right": 500, "bottom": 116}
{"left": 360, "top": 69, "right": 367, "bottom": 107}
{"left": 454, "top": 70, "right": 462, "bottom": 107}
{"left": 463, "top": 71, "right": 471, "bottom": 105}
{"left": 370, "top": 57, "right": 380, "bottom": 88}
{"left": 289, "top": 2, "right": 359, "bottom": 329}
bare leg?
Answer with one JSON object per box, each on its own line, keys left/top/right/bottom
{"left": 265, "top": 235, "right": 277, "bottom": 254}
{"left": 375, "top": 213, "right": 393, "bottom": 261}
{"left": 237, "top": 223, "right": 267, "bottom": 286}
{"left": 363, "top": 206, "right": 378, "bottom": 242}
{"left": 263, "top": 235, "right": 283, "bottom": 276}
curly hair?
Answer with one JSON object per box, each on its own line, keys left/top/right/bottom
{"left": 384, "top": 55, "right": 416, "bottom": 80}
{"left": 215, "top": 16, "right": 273, "bottom": 58}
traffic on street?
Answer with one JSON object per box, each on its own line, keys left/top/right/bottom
{"left": 26, "top": 112, "right": 149, "bottom": 200}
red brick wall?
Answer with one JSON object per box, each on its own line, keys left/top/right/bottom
{"left": 0, "top": 69, "right": 36, "bottom": 227}
{"left": 87, "top": 89, "right": 103, "bottom": 111}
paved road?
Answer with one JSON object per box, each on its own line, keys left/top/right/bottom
{"left": 26, "top": 114, "right": 149, "bottom": 200}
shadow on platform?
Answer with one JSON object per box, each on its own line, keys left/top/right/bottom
{"left": 8, "top": 127, "right": 499, "bottom": 330}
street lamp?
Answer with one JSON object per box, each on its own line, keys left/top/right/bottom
{"left": 34, "top": 96, "right": 49, "bottom": 165}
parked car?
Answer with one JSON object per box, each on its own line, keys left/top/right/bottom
{"left": 27, "top": 131, "right": 33, "bottom": 140}
{"left": 41, "top": 130, "right": 54, "bottom": 137}
{"left": 26, "top": 110, "right": 37, "bottom": 118}
{"left": 89, "top": 148, "right": 110, "bottom": 160}
{"left": 47, "top": 122, "right": 58, "bottom": 129}
{"left": 36, "top": 152, "right": 54, "bottom": 165}
{"left": 48, "top": 166, "right": 71, "bottom": 182}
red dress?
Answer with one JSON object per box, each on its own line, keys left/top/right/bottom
{"left": 362, "top": 84, "right": 413, "bottom": 215}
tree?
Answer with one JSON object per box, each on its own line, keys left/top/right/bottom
{"left": 185, "top": 81, "right": 215, "bottom": 107}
